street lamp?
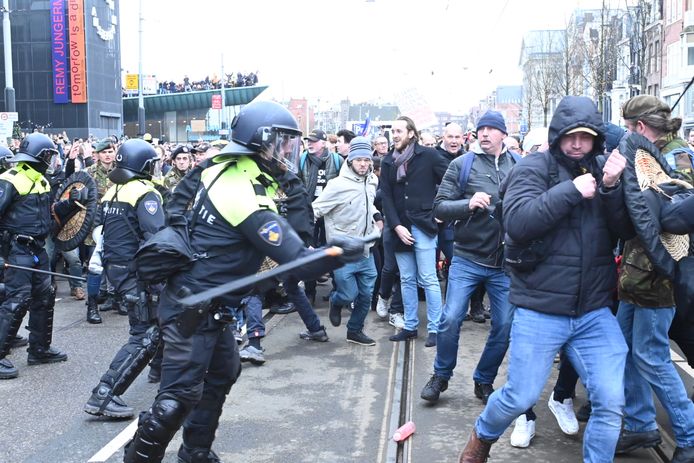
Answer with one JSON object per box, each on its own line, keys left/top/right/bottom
{"left": 2, "top": 0, "right": 15, "bottom": 112}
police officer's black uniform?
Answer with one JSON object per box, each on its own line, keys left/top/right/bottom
{"left": 0, "top": 134, "right": 75, "bottom": 379}
{"left": 83, "top": 139, "right": 165, "bottom": 418}
{"left": 124, "top": 101, "right": 363, "bottom": 463}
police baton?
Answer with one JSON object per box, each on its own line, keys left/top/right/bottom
{"left": 177, "top": 231, "right": 382, "bottom": 307}
{"left": 3, "top": 262, "right": 87, "bottom": 282}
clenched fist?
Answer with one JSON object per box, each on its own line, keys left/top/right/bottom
{"left": 573, "top": 173, "right": 597, "bottom": 199}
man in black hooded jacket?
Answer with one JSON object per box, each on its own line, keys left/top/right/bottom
{"left": 459, "top": 96, "right": 634, "bottom": 463}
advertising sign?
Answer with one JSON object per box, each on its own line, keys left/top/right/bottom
{"left": 211, "top": 94, "right": 222, "bottom": 110}
{"left": 68, "top": 0, "right": 87, "bottom": 103}
{"left": 50, "top": 0, "right": 69, "bottom": 103}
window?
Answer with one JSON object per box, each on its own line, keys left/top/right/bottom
{"left": 655, "top": 41, "right": 660, "bottom": 72}
{"left": 648, "top": 44, "right": 653, "bottom": 74}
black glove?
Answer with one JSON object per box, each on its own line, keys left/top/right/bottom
{"left": 68, "top": 187, "right": 88, "bottom": 207}
{"left": 328, "top": 235, "right": 364, "bottom": 263}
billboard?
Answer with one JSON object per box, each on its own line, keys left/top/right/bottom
{"left": 68, "top": 0, "right": 87, "bottom": 103}
{"left": 50, "top": 0, "right": 69, "bottom": 103}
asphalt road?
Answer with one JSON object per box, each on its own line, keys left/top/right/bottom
{"left": 1, "top": 279, "right": 688, "bottom": 463}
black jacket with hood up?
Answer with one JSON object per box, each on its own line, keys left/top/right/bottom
{"left": 501, "top": 96, "right": 634, "bottom": 316}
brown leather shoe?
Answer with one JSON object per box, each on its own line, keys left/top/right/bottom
{"left": 459, "top": 430, "right": 492, "bottom": 463}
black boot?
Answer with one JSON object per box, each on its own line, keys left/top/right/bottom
{"left": 329, "top": 300, "right": 343, "bottom": 327}
{"left": 177, "top": 445, "right": 221, "bottom": 463}
{"left": 0, "top": 310, "right": 20, "bottom": 379}
{"left": 10, "top": 334, "right": 28, "bottom": 348}
{"left": 86, "top": 296, "right": 102, "bottom": 324}
{"left": 27, "top": 346, "right": 67, "bottom": 365}
{"left": 115, "top": 297, "right": 128, "bottom": 316}
{"left": 83, "top": 382, "right": 134, "bottom": 418}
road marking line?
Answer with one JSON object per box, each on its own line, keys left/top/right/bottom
{"left": 88, "top": 418, "right": 138, "bottom": 462}
{"left": 671, "top": 349, "right": 694, "bottom": 378}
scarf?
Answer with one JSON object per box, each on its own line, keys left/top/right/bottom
{"left": 392, "top": 142, "right": 415, "bottom": 183}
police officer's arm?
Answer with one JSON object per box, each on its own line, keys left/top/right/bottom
{"left": 434, "top": 157, "right": 471, "bottom": 221}
{"left": 136, "top": 191, "right": 165, "bottom": 240}
{"left": 0, "top": 179, "right": 18, "bottom": 218}
{"left": 237, "top": 209, "right": 338, "bottom": 281}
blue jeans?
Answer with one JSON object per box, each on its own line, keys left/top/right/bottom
{"left": 476, "top": 307, "right": 627, "bottom": 463}
{"left": 283, "top": 276, "right": 322, "bottom": 333}
{"left": 617, "top": 302, "right": 694, "bottom": 447}
{"left": 434, "top": 256, "right": 513, "bottom": 384}
{"left": 394, "top": 225, "right": 442, "bottom": 333}
{"left": 331, "top": 253, "right": 377, "bottom": 333}
{"left": 243, "top": 295, "right": 265, "bottom": 339}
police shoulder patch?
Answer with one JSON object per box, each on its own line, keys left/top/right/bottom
{"left": 144, "top": 200, "right": 159, "bottom": 215}
{"left": 257, "top": 220, "right": 282, "bottom": 246}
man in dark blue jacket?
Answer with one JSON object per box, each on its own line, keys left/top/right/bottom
{"left": 379, "top": 116, "right": 449, "bottom": 347}
{"left": 459, "top": 96, "right": 633, "bottom": 463}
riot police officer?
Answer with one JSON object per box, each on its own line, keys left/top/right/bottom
{"left": 0, "top": 134, "right": 77, "bottom": 379}
{"left": 124, "top": 101, "right": 363, "bottom": 463}
{"left": 83, "top": 139, "right": 165, "bottom": 418}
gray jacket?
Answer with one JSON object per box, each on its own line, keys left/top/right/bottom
{"left": 313, "top": 162, "right": 379, "bottom": 256}
{"left": 434, "top": 144, "right": 517, "bottom": 267}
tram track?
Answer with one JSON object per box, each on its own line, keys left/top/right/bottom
{"left": 385, "top": 337, "right": 416, "bottom": 463}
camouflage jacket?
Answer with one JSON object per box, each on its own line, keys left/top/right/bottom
{"left": 618, "top": 137, "right": 692, "bottom": 308}
{"left": 86, "top": 162, "right": 115, "bottom": 200}
{"left": 85, "top": 162, "right": 114, "bottom": 246}
{"left": 163, "top": 167, "right": 187, "bottom": 192}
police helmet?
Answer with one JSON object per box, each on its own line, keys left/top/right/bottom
{"left": 109, "top": 139, "right": 159, "bottom": 184}
{"left": 0, "top": 145, "right": 13, "bottom": 172}
{"left": 219, "top": 101, "right": 302, "bottom": 157}
{"left": 8, "top": 133, "right": 58, "bottom": 172}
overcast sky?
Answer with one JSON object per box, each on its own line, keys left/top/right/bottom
{"left": 119, "top": 0, "right": 611, "bottom": 113}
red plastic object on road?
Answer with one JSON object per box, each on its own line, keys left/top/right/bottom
{"left": 393, "top": 421, "right": 416, "bottom": 442}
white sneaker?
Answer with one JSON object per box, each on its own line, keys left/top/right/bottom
{"left": 376, "top": 296, "right": 390, "bottom": 318}
{"left": 548, "top": 392, "right": 579, "bottom": 435}
{"left": 389, "top": 312, "right": 405, "bottom": 329}
{"left": 510, "top": 414, "right": 536, "bottom": 448}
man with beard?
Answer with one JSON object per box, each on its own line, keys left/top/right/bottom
{"left": 459, "top": 96, "right": 632, "bottom": 463}
{"left": 379, "top": 116, "right": 448, "bottom": 347}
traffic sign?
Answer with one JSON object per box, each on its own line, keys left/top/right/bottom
{"left": 211, "top": 94, "right": 222, "bottom": 110}
{"left": 125, "top": 74, "right": 138, "bottom": 91}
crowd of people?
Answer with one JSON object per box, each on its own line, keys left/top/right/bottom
{"left": 122, "top": 72, "right": 259, "bottom": 97}
{"left": 0, "top": 93, "right": 693, "bottom": 463}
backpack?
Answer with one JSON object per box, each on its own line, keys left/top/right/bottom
{"left": 663, "top": 146, "right": 694, "bottom": 172}
{"left": 134, "top": 161, "right": 234, "bottom": 284}
{"left": 458, "top": 150, "right": 522, "bottom": 191}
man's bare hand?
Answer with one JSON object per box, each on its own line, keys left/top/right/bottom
{"left": 602, "top": 149, "right": 626, "bottom": 188}
{"left": 573, "top": 173, "right": 597, "bottom": 199}
{"left": 394, "top": 224, "right": 415, "bottom": 246}
{"left": 468, "top": 192, "right": 492, "bottom": 211}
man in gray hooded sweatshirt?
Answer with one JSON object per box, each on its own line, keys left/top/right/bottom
{"left": 313, "top": 136, "right": 382, "bottom": 346}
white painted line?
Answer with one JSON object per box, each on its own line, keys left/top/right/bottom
{"left": 671, "top": 348, "right": 694, "bottom": 379}
{"left": 88, "top": 418, "right": 138, "bottom": 462}
{"left": 55, "top": 298, "right": 62, "bottom": 302}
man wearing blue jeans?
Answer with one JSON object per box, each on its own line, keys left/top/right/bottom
{"left": 612, "top": 95, "right": 694, "bottom": 463}
{"left": 379, "top": 116, "right": 449, "bottom": 347}
{"left": 313, "top": 136, "right": 382, "bottom": 345}
{"left": 460, "top": 96, "right": 634, "bottom": 462}
{"left": 421, "top": 111, "right": 517, "bottom": 406}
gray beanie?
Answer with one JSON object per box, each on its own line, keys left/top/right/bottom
{"left": 476, "top": 110, "right": 508, "bottom": 134}
{"left": 347, "top": 136, "right": 373, "bottom": 162}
